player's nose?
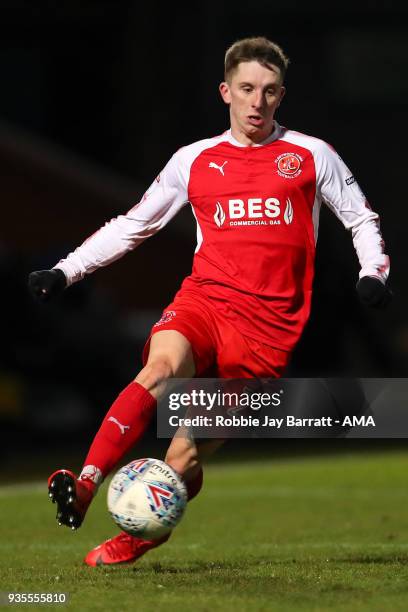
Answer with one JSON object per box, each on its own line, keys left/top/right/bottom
{"left": 251, "top": 90, "right": 264, "bottom": 110}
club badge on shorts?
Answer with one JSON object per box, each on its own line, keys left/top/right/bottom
{"left": 154, "top": 310, "right": 177, "bottom": 327}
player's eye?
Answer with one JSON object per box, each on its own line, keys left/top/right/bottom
{"left": 241, "top": 86, "right": 252, "bottom": 93}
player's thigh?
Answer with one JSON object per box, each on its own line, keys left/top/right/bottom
{"left": 147, "top": 330, "right": 195, "bottom": 377}
{"left": 143, "top": 290, "right": 218, "bottom": 376}
{"left": 135, "top": 330, "right": 195, "bottom": 396}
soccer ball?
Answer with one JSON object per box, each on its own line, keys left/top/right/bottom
{"left": 107, "top": 458, "right": 188, "bottom": 539}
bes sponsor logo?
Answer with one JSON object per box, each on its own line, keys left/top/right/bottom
{"left": 345, "top": 175, "right": 355, "bottom": 186}
{"left": 275, "top": 152, "right": 302, "bottom": 179}
{"left": 214, "top": 198, "right": 294, "bottom": 228}
{"left": 214, "top": 201, "right": 226, "bottom": 227}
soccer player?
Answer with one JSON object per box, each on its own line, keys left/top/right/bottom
{"left": 28, "top": 37, "right": 391, "bottom": 566}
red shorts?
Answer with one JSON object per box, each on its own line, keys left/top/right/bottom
{"left": 143, "top": 289, "right": 290, "bottom": 378}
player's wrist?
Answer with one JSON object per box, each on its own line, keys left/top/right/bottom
{"left": 356, "top": 276, "right": 392, "bottom": 309}
{"left": 28, "top": 268, "right": 67, "bottom": 302}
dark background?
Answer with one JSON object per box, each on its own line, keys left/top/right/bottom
{"left": 1, "top": 1, "right": 407, "bottom": 476}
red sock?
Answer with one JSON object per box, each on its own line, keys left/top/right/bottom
{"left": 80, "top": 382, "right": 156, "bottom": 488}
{"left": 186, "top": 467, "right": 203, "bottom": 501}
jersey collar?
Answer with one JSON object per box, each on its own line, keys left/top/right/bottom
{"left": 225, "top": 121, "right": 282, "bottom": 147}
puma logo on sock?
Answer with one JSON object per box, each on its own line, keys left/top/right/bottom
{"left": 108, "top": 416, "right": 131, "bottom": 435}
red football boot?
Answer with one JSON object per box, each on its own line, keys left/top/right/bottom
{"left": 48, "top": 469, "right": 94, "bottom": 530}
{"left": 84, "top": 531, "right": 170, "bottom": 566}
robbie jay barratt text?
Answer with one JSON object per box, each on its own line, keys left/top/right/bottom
{"left": 168, "top": 415, "right": 376, "bottom": 428}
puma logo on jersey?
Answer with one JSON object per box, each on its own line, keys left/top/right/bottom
{"left": 209, "top": 161, "right": 228, "bottom": 176}
{"left": 108, "top": 416, "right": 130, "bottom": 435}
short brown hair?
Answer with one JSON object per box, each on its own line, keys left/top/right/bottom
{"left": 224, "top": 37, "right": 289, "bottom": 83}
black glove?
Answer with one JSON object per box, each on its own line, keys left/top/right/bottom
{"left": 28, "top": 269, "right": 67, "bottom": 302}
{"left": 356, "top": 276, "right": 392, "bottom": 308}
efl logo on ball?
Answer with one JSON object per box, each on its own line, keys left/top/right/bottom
{"left": 275, "top": 153, "right": 302, "bottom": 179}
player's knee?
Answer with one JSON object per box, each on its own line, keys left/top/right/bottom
{"left": 135, "top": 357, "right": 175, "bottom": 396}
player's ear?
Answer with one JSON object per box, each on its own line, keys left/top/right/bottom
{"left": 219, "top": 81, "right": 231, "bottom": 104}
{"left": 277, "top": 86, "right": 286, "bottom": 107}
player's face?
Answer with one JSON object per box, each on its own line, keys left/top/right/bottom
{"left": 219, "top": 61, "right": 285, "bottom": 145}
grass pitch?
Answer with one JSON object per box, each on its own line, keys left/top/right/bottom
{"left": 2, "top": 450, "right": 408, "bottom": 611}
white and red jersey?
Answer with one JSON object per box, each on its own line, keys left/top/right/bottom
{"left": 55, "top": 123, "right": 389, "bottom": 351}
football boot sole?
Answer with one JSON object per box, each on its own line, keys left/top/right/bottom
{"left": 48, "top": 470, "right": 82, "bottom": 530}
